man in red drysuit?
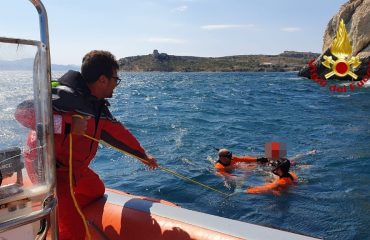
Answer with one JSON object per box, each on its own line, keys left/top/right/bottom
{"left": 15, "top": 50, "right": 157, "bottom": 239}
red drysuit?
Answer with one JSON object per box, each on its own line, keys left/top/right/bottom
{"left": 15, "top": 70, "right": 149, "bottom": 239}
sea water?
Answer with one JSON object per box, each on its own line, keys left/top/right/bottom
{"left": 1, "top": 71, "right": 369, "bottom": 239}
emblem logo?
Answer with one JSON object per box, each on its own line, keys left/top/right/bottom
{"left": 306, "top": 18, "right": 370, "bottom": 92}
{"left": 321, "top": 19, "right": 361, "bottom": 79}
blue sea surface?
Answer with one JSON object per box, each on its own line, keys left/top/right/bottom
{"left": 93, "top": 72, "right": 370, "bottom": 240}
{"left": 1, "top": 71, "right": 370, "bottom": 239}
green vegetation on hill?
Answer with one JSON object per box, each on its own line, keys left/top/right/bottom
{"left": 118, "top": 50, "right": 319, "bottom": 72}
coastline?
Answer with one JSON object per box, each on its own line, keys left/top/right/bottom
{"left": 118, "top": 50, "right": 319, "bottom": 73}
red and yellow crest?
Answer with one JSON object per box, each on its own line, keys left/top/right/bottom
{"left": 322, "top": 19, "right": 361, "bottom": 79}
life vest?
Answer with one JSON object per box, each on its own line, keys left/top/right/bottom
{"left": 15, "top": 70, "right": 147, "bottom": 175}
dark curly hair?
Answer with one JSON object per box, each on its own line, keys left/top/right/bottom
{"left": 81, "top": 50, "right": 119, "bottom": 84}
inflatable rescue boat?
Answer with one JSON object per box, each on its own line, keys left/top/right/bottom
{"left": 83, "top": 188, "right": 319, "bottom": 240}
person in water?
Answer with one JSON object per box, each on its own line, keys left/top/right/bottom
{"left": 215, "top": 148, "right": 268, "bottom": 176}
{"left": 246, "top": 158, "right": 297, "bottom": 195}
{"left": 15, "top": 50, "right": 158, "bottom": 240}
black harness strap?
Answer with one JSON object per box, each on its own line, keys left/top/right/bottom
{"left": 88, "top": 101, "right": 105, "bottom": 153}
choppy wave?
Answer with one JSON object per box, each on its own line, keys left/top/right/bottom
{"left": 1, "top": 71, "right": 370, "bottom": 239}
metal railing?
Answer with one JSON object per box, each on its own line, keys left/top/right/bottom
{"left": 0, "top": 0, "right": 57, "bottom": 239}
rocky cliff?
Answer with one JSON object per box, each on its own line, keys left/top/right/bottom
{"left": 299, "top": 0, "right": 370, "bottom": 80}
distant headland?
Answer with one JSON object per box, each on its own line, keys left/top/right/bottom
{"left": 118, "top": 50, "right": 319, "bottom": 72}
{"left": 0, "top": 58, "right": 80, "bottom": 71}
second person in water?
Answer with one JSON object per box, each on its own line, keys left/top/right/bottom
{"left": 215, "top": 148, "right": 268, "bottom": 175}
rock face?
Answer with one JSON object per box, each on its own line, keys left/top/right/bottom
{"left": 299, "top": 0, "right": 370, "bottom": 80}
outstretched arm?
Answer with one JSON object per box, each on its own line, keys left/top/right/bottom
{"left": 233, "top": 156, "right": 268, "bottom": 163}
{"left": 246, "top": 175, "right": 297, "bottom": 194}
{"left": 246, "top": 180, "right": 279, "bottom": 194}
{"left": 233, "top": 155, "right": 257, "bottom": 163}
{"left": 100, "top": 120, "right": 158, "bottom": 169}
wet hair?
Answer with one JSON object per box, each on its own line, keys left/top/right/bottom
{"left": 272, "top": 158, "right": 290, "bottom": 175}
{"left": 218, "top": 149, "right": 232, "bottom": 159}
{"left": 81, "top": 50, "right": 119, "bottom": 84}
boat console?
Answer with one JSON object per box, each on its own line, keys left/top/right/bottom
{"left": 0, "top": 147, "right": 24, "bottom": 198}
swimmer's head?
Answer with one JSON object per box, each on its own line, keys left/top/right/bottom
{"left": 272, "top": 158, "right": 290, "bottom": 177}
{"left": 218, "top": 148, "right": 232, "bottom": 166}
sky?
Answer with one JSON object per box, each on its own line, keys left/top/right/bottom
{"left": 1, "top": 0, "right": 348, "bottom": 65}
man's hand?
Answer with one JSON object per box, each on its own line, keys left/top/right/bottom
{"left": 143, "top": 155, "right": 158, "bottom": 170}
{"left": 71, "top": 115, "right": 89, "bottom": 135}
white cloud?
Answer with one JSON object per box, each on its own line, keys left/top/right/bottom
{"left": 281, "top": 27, "right": 301, "bottom": 32}
{"left": 173, "top": 5, "right": 188, "bottom": 12}
{"left": 201, "top": 24, "right": 254, "bottom": 30}
{"left": 145, "top": 37, "right": 187, "bottom": 44}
